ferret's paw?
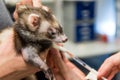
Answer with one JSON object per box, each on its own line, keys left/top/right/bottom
{"left": 22, "top": 46, "right": 38, "bottom": 62}
{"left": 44, "top": 69, "right": 55, "bottom": 80}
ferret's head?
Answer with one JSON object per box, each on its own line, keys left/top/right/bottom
{"left": 16, "top": 5, "right": 67, "bottom": 43}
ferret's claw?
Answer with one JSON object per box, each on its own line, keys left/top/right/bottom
{"left": 44, "top": 69, "right": 55, "bottom": 80}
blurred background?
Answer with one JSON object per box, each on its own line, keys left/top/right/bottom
{"left": 3, "top": 0, "right": 120, "bottom": 79}
{"left": 4, "top": 0, "right": 120, "bottom": 57}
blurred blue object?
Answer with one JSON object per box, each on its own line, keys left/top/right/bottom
{"left": 75, "top": 1, "right": 96, "bottom": 42}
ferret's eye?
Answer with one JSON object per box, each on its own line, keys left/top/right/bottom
{"left": 51, "top": 32, "right": 56, "bottom": 35}
{"left": 24, "top": 12, "right": 29, "bottom": 14}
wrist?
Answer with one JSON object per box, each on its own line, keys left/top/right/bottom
{"left": 0, "top": 55, "right": 28, "bottom": 78}
{"left": 13, "top": 55, "right": 39, "bottom": 72}
{"left": 0, "top": 56, "right": 16, "bottom": 78}
{"left": 12, "top": 55, "right": 28, "bottom": 71}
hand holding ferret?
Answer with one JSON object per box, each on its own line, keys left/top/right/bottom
{"left": 0, "top": 0, "right": 86, "bottom": 80}
{"left": 0, "top": 0, "right": 43, "bottom": 80}
{"left": 47, "top": 48, "right": 86, "bottom": 80}
{"left": 0, "top": 0, "right": 68, "bottom": 79}
{"left": 0, "top": 26, "right": 40, "bottom": 80}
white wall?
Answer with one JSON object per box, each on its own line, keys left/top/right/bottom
{"left": 95, "top": 0, "right": 116, "bottom": 42}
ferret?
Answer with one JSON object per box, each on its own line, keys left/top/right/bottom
{"left": 0, "top": 5, "right": 68, "bottom": 80}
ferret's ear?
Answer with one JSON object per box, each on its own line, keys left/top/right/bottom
{"left": 42, "top": 6, "right": 51, "bottom": 12}
{"left": 17, "top": 5, "right": 28, "bottom": 15}
{"left": 28, "top": 14, "right": 40, "bottom": 31}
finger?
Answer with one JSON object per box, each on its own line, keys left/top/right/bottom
{"left": 47, "top": 48, "right": 66, "bottom": 74}
{"left": 13, "top": 2, "right": 22, "bottom": 20}
{"left": 72, "top": 67, "right": 85, "bottom": 79}
{"left": 49, "top": 48, "right": 69, "bottom": 76}
{"left": 21, "top": 0, "right": 33, "bottom": 6}
{"left": 98, "top": 59, "right": 114, "bottom": 79}
{"left": 66, "top": 61, "right": 85, "bottom": 79}
{"left": 13, "top": 0, "right": 33, "bottom": 20}
{"left": 52, "top": 49, "right": 85, "bottom": 80}
{"left": 59, "top": 52, "right": 75, "bottom": 69}
{"left": 46, "top": 48, "right": 60, "bottom": 71}
{"left": 51, "top": 48, "right": 73, "bottom": 72}
{"left": 49, "top": 48, "right": 65, "bottom": 68}
{"left": 52, "top": 71, "right": 64, "bottom": 80}
{"left": 32, "top": 0, "right": 42, "bottom": 7}
{"left": 107, "top": 67, "right": 119, "bottom": 80}
{"left": 48, "top": 48, "right": 85, "bottom": 80}
{"left": 59, "top": 51, "right": 67, "bottom": 62}
{"left": 46, "top": 50, "right": 54, "bottom": 68}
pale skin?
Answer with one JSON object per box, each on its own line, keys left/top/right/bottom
{"left": 47, "top": 48, "right": 85, "bottom": 80}
{"left": 98, "top": 52, "right": 120, "bottom": 80}
{"left": 13, "top": 0, "right": 42, "bottom": 20}
{"left": 0, "top": 0, "right": 44, "bottom": 79}
{"left": 0, "top": 0, "right": 85, "bottom": 80}
{"left": 0, "top": 28, "right": 40, "bottom": 80}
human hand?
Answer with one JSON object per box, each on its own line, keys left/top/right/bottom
{"left": 98, "top": 52, "right": 120, "bottom": 80}
{"left": 47, "top": 48, "right": 85, "bottom": 80}
{"left": 0, "top": 0, "right": 43, "bottom": 80}
{"left": 13, "top": 0, "right": 42, "bottom": 20}
{"left": 0, "top": 29, "right": 42, "bottom": 80}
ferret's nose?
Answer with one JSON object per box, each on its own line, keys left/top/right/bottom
{"left": 62, "top": 38, "right": 68, "bottom": 43}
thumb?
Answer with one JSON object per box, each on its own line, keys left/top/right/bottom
{"left": 13, "top": 2, "right": 22, "bottom": 20}
{"left": 32, "top": 0, "right": 42, "bottom": 7}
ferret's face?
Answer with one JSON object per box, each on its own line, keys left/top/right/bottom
{"left": 17, "top": 6, "right": 67, "bottom": 43}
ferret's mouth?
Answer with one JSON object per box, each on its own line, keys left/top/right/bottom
{"left": 53, "top": 38, "right": 68, "bottom": 43}
{"left": 53, "top": 41, "right": 63, "bottom": 43}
